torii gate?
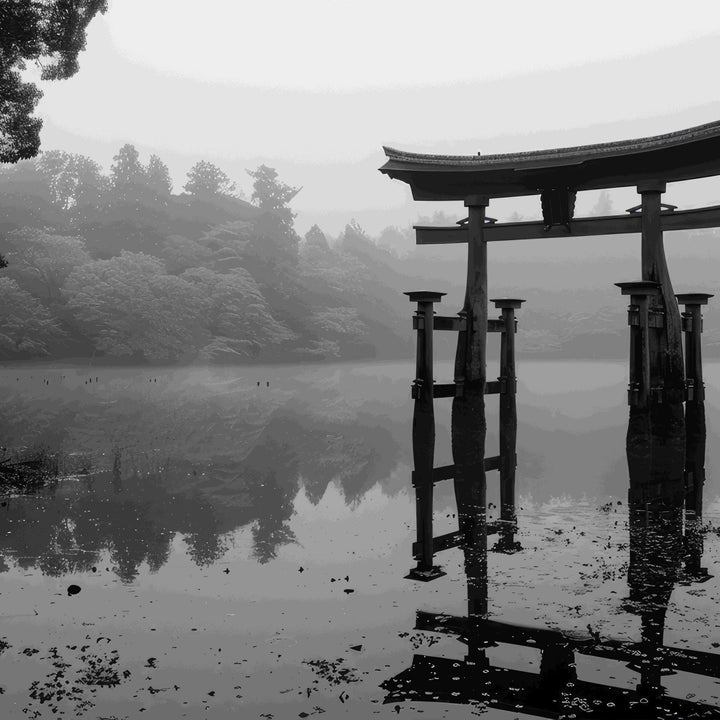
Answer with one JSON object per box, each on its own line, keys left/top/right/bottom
{"left": 380, "top": 120, "right": 718, "bottom": 582}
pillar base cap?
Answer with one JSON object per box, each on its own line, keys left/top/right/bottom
{"left": 404, "top": 291, "right": 445, "bottom": 303}
{"left": 675, "top": 292, "right": 714, "bottom": 305}
{"left": 490, "top": 540, "right": 524, "bottom": 554}
{"left": 615, "top": 281, "right": 660, "bottom": 296}
{"left": 490, "top": 298, "right": 526, "bottom": 309}
{"left": 405, "top": 566, "right": 446, "bottom": 582}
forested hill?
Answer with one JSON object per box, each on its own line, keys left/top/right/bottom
{"left": 2, "top": 145, "right": 720, "bottom": 365}
{"left": 0, "top": 146, "right": 414, "bottom": 364}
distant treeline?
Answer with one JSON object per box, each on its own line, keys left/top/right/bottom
{"left": 2, "top": 146, "right": 719, "bottom": 364}
{"left": 0, "top": 145, "right": 411, "bottom": 363}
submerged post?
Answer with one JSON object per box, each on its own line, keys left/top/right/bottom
{"left": 491, "top": 297, "right": 524, "bottom": 553}
{"left": 452, "top": 196, "right": 489, "bottom": 618}
{"left": 677, "top": 292, "right": 713, "bottom": 583}
{"left": 405, "top": 290, "right": 446, "bottom": 581}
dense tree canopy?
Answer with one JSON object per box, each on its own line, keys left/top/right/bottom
{"left": 110, "top": 143, "right": 148, "bottom": 202}
{"left": 183, "top": 160, "right": 236, "bottom": 200}
{"left": 5, "top": 227, "right": 90, "bottom": 299}
{"left": 36, "top": 149, "right": 106, "bottom": 209}
{"left": 0, "top": 0, "right": 107, "bottom": 163}
{"left": 0, "top": 276, "right": 62, "bottom": 356}
{"left": 63, "top": 251, "right": 203, "bottom": 361}
{"left": 0, "top": 147, "right": 413, "bottom": 363}
{"left": 146, "top": 153, "right": 172, "bottom": 197}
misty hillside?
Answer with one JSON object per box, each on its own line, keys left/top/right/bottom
{"left": 1, "top": 146, "right": 719, "bottom": 365}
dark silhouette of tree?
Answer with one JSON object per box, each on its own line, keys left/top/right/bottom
{"left": 249, "top": 470, "right": 297, "bottom": 564}
{"left": 146, "top": 153, "right": 172, "bottom": 197}
{"left": 109, "top": 143, "right": 147, "bottom": 202}
{"left": 304, "top": 224, "right": 328, "bottom": 250}
{"left": 248, "top": 165, "right": 300, "bottom": 211}
{"left": 36, "top": 150, "right": 106, "bottom": 210}
{"left": 0, "top": 0, "right": 108, "bottom": 163}
{"left": 248, "top": 164, "right": 300, "bottom": 236}
{"left": 183, "top": 160, "right": 236, "bottom": 200}
{"left": 246, "top": 165, "right": 301, "bottom": 269}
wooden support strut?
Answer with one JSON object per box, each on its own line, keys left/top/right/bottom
{"left": 677, "top": 293, "right": 713, "bottom": 582}
{"left": 492, "top": 297, "right": 525, "bottom": 553}
{"left": 676, "top": 293, "right": 713, "bottom": 403}
{"left": 616, "top": 282, "right": 660, "bottom": 408}
{"left": 405, "top": 291, "right": 446, "bottom": 581}
{"left": 405, "top": 287, "right": 524, "bottom": 575}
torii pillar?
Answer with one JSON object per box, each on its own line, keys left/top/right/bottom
{"left": 626, "top": 182, "right": 685, "bottom": 506}
{"left": 452, "top": 196, "right": 489, "bottom": 618}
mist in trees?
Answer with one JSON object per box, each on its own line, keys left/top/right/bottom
{"left": 0, "top": 144, "right": 410, "bottom": 363}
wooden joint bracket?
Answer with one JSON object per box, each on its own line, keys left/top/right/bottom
{"left": 433, "top": 382, "right": 463, "bottom": 398}
{"left": 410, "top": 379, "right": 423, "bottom": 399}
{"left": 685, "top": 379, "right": 705, "bottom": 403}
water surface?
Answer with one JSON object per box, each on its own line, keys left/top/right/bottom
{"left": 0, "top": 360, "right": 719, "bottom": 718}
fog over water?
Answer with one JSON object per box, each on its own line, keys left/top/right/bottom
{"left": 0, "top": 360, "right": 718, "bottom": 717}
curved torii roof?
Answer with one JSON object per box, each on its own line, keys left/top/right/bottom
{"left": 380, "top": 120, "right": 720, "bottom": 200}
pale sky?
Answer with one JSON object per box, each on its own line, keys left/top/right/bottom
{"left": 31, "top": 0, "right": 720, "bottom": 236}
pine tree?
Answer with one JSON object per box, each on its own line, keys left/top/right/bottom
{"left": 110, "top": 144, "right": 147, "bottom": 202}
{"left": 247, "top": 165, "right": 301, "bottom": 256}
{"left": 146, "top": 154, "right": 172, "bottom": 197}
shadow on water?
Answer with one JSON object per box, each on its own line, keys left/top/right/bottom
{"left": 0, "top": 401, "right": 401, "bottom": 580}
{"left": 382, "top": 397, "right": 720, "bottom": 717}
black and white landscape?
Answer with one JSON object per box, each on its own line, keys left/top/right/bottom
{"left": 2, "top": 2, "right": 720, "bottom": 718}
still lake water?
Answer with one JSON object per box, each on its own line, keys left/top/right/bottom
{"left": 0, "top": 359, "right": 719, "bottom": 718}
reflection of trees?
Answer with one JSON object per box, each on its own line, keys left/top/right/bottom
{"left": 0, "top": 474, "right": 226, "bottom": 583}
{"left": 239, "top": 402, "right": 401, "bottom": 561}
{"left": 249, "top": 471, "right": 297, "bottom": 564}
{"left": 0, "top": 402, "right": 402, "bottom": 576}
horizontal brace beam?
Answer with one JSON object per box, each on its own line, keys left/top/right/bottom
{"left": 414, "top": 613, "right": 720, "bottom": 679}
{"left": 412, "top": 530, "right": 464, "bottom": 557}
{"left": 413, "top": 317, "right": 508, "bottom": 332}
{"left": 415, "top": 225, "right": 467, "bottom": 244}
{"left": 416, "top": 611, "right": 569, "bottom": 646}
{"left": 411, "top": 464, "right": 455, "bottom": 486}
{"left": 415, "top": 204, "right": 720, "bottom": 244}
{"left": 411, "top": 457, "right": 500, "bottom": 486}
{"left": 433, "top": 383, "right": 459, "bottom": 398}
{"left": 433, "top": 316, "right": 464, "bottom": 331}
{"left": 426, "top": 380, "right": 504, "bottom": 398}
{"left": 412, "top": 523, "right": 503, "bottom": 558}
{"left": 411, "top": 381, "right": 460, "bottom": 399}
{"left": 413, "top": 315, "right": 465, "bottom": 331}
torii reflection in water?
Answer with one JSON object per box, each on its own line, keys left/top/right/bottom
{"left": 382, "top": 399, "right": 719, "bottom": 718}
